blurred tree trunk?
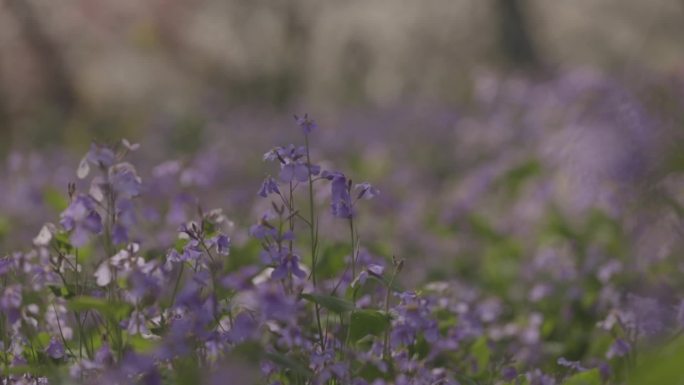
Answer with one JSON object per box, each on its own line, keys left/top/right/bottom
{"left": 0, "top": 44, "right": 12, "bottom": 153}
{"left": 494, "top": 0, "right": 539, "bottom": 69}
{"left": 0, "top": 76, "right": 10, "bottom": 154}
{"left": 5, "top": 0, "right": 78, "bottom": 116}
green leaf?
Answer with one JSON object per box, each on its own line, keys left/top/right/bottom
{"left": 470, "top": 337, "right": 490, "bottom": 376}
{"left": 301, "top": 293, "right": 354, "bottom": 314}
{"left": 128, "top": 334, "right": 157, "bottom": 353}
{"left": 0, "top": 216, "right": 9, "bottom": 239}
{"left": 317, "top": 243, "right": 348, "bottom": 279}
{"left": 265, "top": 352, "right": 312, "bottom": 376}
{"left": 368, "top": 274, "right": 404, "bottom": 292}
{"left": 43, "top": 187, "right": 69, "bottom": 212}
{"left": 67, "top": 296, "right": 132, "bottom": 319}
{"left": 349, "top": 310, "right": 390, "bottom": 342}
{"left": 563, "top": 369, "right": 600, "bottom": 385}
{"left": 629, "top": 338, "right": 684, "bottom": 385}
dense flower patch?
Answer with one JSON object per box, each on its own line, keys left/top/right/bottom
{"left": 2, "top": 72, "right": 684, "bottom": 384}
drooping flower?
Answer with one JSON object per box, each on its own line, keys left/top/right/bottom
{"left": 295, "top": 113, "right": 317, "bottom": 135}
{"left": 355, "top": 182, "right": 380, "bottom": 200}
{"left": 355, "top": 263, "right": 385, "bottom": 286}
{"left": 606, "top": 338, "right": 630, "bottom": 358}
{"left": 557, "top": 357, "right": 586, "bottom": 372}
{"left": 322, "top": 171, "right": 353, "bottom": 219}
{"left": 257, "top": 284, "right": 299, "bottom": 323}
{"left": 215, "top": 234, "right": 231, "bottom": 256}
{"left": 109, "top": 162, "right": 143, "bottom": 198}
{"left": 271, "top": 253, "right": 307, "bottom": 280}
{"left": 264, "top": 145, "right": 320, "bottom": 183}
{"left": 60, "top": 194, "right": 102, "bottom": 247}
{"left": 86, "top": 143, "right": 116, "bottom": 168}
{"left": 45, "top": 338, "right": 65, "bottom": 359}
{"left": 258, "top": 176, "right": 281, "bottom": 198}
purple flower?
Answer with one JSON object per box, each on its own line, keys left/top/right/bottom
{"left": 258, "top": 176, "right": 281, "bottom": 198}
{"left": 228, "top": 312, "right": 258, "bottom": 343}
{"left": 95, "top": 343, "right": 113, "bottom": 366}
{"left": 526, "top": 369, "right": 556, "bottom": 385}
{"left": 86, "top": 143, "right": 115, "bottom": 168}
{"left": 258, "top": 285, "right": 298, "bottom": 322}
{"left": 112, "top": 224, "right": 129, "bottom": 245}
{"left": 126, "top": 270, "right": 161, "bottom": 304}
{"left": 264, "top": 145, "right": 319, "bottom": 183}
{"left": 329, "top": 172, "right": 353, "bottom": 219}
{"left": 356, "top": 263, "right": 385, "bottom": 286}
{"left": 215, "top": 234, "right": 231, "bottom": 256}
{"left": 295, "top": 114, "right": 317, "bottom": 135}
{"left": 279, "top": 163, "right": 309, "bottom": 183}
{"left": 222, "top": 265, "right": 260, "bottom": 290}
{"left": 45, "top": 338, "right": 65, "bottom": 359}
{"left": 250, "top": 214, "right": 278, "bottom": 240}
{"left": 1, "top": 284, "right": 22, "bottom": 323}
{"left": 60, "top": 194, "right": 95, "bottom": 230}
{"left": 502, "top": 367, "right": 518, "bottom": 381}
{"left": 181, "top": 241, "right": 204, "bottom": 262}
{"left": 355, "top": 182, "right": 380, "bottom": 200}
{"left": 557, "top": 357, "right": 586, "bottom": 372}
{"left": 60, "top": 194, "right": 102, "bottom": 247}
{"left": 271, "top": 253, "right": 307, "bottom": 280}
{"left": 607, "top": 338, "right": 630, "bottom": 358}
{"left": 109, "top": 163, "right": 142, "bottom": 198}
{"left": 0, "top": 258, "right": 13, "bottom": 276}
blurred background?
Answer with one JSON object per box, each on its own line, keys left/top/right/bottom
{"left": 1, "top": 0, "right": 684, "bottom": 150}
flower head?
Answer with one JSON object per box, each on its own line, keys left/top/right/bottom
{"left": 295, "top": 114, "right": 317, "bottom": 135}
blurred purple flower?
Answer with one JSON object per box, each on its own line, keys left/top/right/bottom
{"left": 606, "top": 338, "right": 631, "bottom": 358}
{"left": 355, "top": 182, "right": 380, "bottom": 200}
{"left": 109, "top": 163, "right": 142, "bottom": 198}
{"left": 295, "top": 114, "right": 317, "bottom": 135}
{"left": 86, "top": 143, "right": 115, "bottom": 168}
{"left": 271, "top": 253, "right": 307, "bottom": 280}
{"left": 60, "top": 194, "right": 102, "bottom": 247}
{"left": 45, "top": 338, "right": 65, "bottom": 359}
{"left": 258, "top": 176, "right": 280, "bottom": 198}
{"left": 328, "top": 172, "right": 353, "bottom": 219}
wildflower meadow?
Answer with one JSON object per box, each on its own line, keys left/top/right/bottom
{"left": 2, "top": 70, "right": 684, "bottom": 385}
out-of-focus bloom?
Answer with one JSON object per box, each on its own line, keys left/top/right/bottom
{"left": 606, "top": 338, "right": 631, "bottom": 358}
{"left": 271, "top": 253, "right": 307, "bottom": 280}
{"left": 60, "top": 194, "right": 102, "bottom": 247}
{"left": 45, "top": 338, "right": 65, "bottom": 359}
{"left": 109, "top": 162, "right": 143, "bottom": 198}
{"left": 258, "top": 176, "right": 280, "bottom": 198}
{"left": 264, "top": 145, "right": 319, "bottom": 183}
{"left": 557, "top": 357, "right": 586, "bottom": 372}
{"left": 323, "top": 171, "right": 353, "bottom": 219}
{"left": 355, "top": 263, "right": 385, "bottom": 286}
{"left": 355, "top": 182, "right": 380, "bottom": 200}
{"left": 295, "top": 114, "right": 317, "bottom": 135}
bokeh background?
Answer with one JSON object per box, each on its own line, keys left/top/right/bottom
{"left": 1, "top": 0, "right": 684, "bottom": 147}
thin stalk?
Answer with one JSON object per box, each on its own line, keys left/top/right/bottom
{"left": 169, "top": 263, "right": 186, "bottom": 308}
{"left": 53, "top": 304, "right": 77, "bottom": 358}
{"left": 383, "top": 267, "right": 399, "bottom": 360}
{"left": 349, "top": 217, "right": 357, "bottom": 300}
{"left": 304, "top": 133, "right": 325, "bottom": 348}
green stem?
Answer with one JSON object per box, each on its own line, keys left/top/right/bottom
{"left": 169, "top": 263, "right": 185, "bottom": 308}
{"left": 382, "top": 268, "right": 399, "bottom": 361}
{"left": 305, "top": 133, "right": 325, "bottom": 348}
